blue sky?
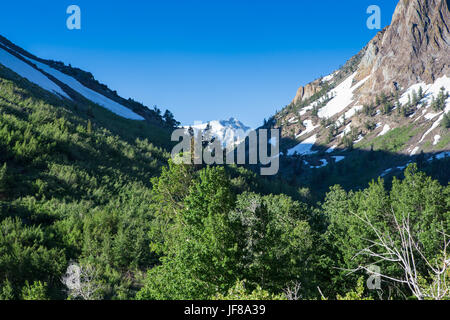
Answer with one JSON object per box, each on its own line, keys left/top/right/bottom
{"left": 0, "top": 0, "right": 398, "bottom": 128}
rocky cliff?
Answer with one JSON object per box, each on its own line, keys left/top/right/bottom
{"left": 271, "top": 0, "right": 450, "bottom": 178}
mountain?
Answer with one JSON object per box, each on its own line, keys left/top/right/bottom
{"left": 0, "top": 0, "right": 449, "bottom": 302}
{"left": 185, "top": 117, "right": 252, "bottom": 148}
{"left": 0, "top": 29, "right": 182, "bottom": 300}
{"left": 0, "top": 35, "right": 176, "bottom": 126}
{"left": 269, "top": 0, "right": 449, "bottom": 184}
{"left": 0, "top": 33, "right": 301, "bottom": 301}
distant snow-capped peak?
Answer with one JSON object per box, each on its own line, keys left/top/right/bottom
{"left": 184, "top": 118, "right": 253, "bottom": 148}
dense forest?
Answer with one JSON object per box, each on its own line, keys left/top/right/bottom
{"left": 0, "top": 60, "right": 449, "bottom": 301}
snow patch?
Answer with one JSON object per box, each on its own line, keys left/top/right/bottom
{"left": 434, "top": 151, "right": 450, "bottom": 160}
{"left": 419, "top": 113, "right": 445, "bottom": 143}
{"left": 354, "top": 134, "right": 364, "bottom": 143}
{"left": 317, "top": 73, "right": 369, "bottom": 119}
{"left": 336, "top": 105, "right": 363, "bottom": 126}
{"left": 433, "top": 135, "right": 441, "bottom": 146}
{"left": 325, "top": 144, "right": 337, "bottom": 153}
{"left": 343, "top": 123, "right": 352, "bottom": 135}
{"left": 287, "top": 134, "right": 318, "bottom": 156}
{"left": 424, "top": 112, "right": 440, "bottom": 120}
{"left": 311, "top": 159, "right": 328, "bottom": 169}
{"left": 17, "top": 54, "right": 144, "bottom": 120}
{"left": 380, "top": 168, "right": 392, "bottom": 177}
{"left": 410, "top": 147, "right": 419, "bottom": 156}
{"left": 288, "top": 117, "right": 298, "bottom": 124}
{"left": 299, "top": 104, "right": 314, "bottom": 116}
{"left": 399, "top": 75, "right": 450, "bottom": 108}
{"left": 332, "top": 156, "right": 345, "bottom": 163}
{"left": 378, "top": 124, "right": 391, "bottom": 137}
{"left": 295, "top": 119, "right": 319, "bottom": 138}
{"left": 322, "top": 72, "right": 335, "bottom": 82}
{"left": 0, "top": 47, "right": 70, "bottom": 99}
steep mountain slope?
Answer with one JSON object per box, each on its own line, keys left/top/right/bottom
{"left": 269, "top": 0, "right": 450, "bottom": 182}
{"left": 0, "top": 35, "right": 174, "bottom": 125}
{"left": 0, "top": 51, "right": 177, "bottom": 298}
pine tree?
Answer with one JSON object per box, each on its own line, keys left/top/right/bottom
{"left": 432, "top": 87, "right": 449, "bottom": 111}
{"left": 163, "top": 110, "right": 180, "bottom": 128}
{"left": 311, "top": 106, "right": 319, "bottom": 118}
{"left": 418, "top": 86, "right": 424, "bottom": 100}
{"left": 87, "top": 119, "right": 92, "bottom": 134}
{"left": 0, "top": 163, "right": 8, "bottom": 194}
{"left": 342, "top": 134, "right": 353, "bottom": 150}
{"left": 442, "top": 112, "right": 450, "bottom": 129}
{"left": 395, "top": 91, "right": 401, "bottom": 110}
{"left": 411, "top": 90, "right": 419, "bottom": 106}
{"left": 382, "top": 102, "right": 391, "bottom": 115}
{"left": 87, "top": 105, "right": 94, "bottom": 118}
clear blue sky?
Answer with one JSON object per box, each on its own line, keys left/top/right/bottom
{"left": 0, "top": 0, "right": 398, "bottom": 128}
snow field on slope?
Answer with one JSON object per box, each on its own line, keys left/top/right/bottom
{"left": 317, "top": 73, "right": 369, "bottom": 119}
{"left": 0, "top": 47, "right": 70, "bottom": 99}
{"left": 18, "top": 54, "right": 144, "bottom": 120}
{"left": 295, "top": 119, "right": 319, "bottom": 138}
{"left": 287, "top": 134, "right": 318, "bottom": 156}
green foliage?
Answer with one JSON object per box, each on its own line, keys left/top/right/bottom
{"left": 363, "top": 104, "right": 375, "bottom": 117}
{"left": 0, "top": 279, "right": 14, "bottom": 300}
{"left": 357, "top": 124, "right": 420, "bottom": 153}
{"left": 0, "top": 163, "right": 9, "bottom": 194}
{"left": 342, "top": 134, "right": 353, "bottom": 150}
{"left": 336, "top": 277, "right": 373, "bottom": 300}
{"left": 21, "top": 281, "right": 48, "bottom": 300}
{"left": 431, "top": 87, "right": 449, "bottom": 111}
{"left": 137, "top": 163, "right": 315, "bottom": 300}
{"left": 163, "top": 110, "right": 180, "bottom": 128}
{"left": 311, "top": 106, "right": 319, "bottom": 118}
{"left": 364, "top": 121, "right": 376, "bottom": 132}
{"left": 0, "top": 64, "right": 171, "bottom": 299}
{"left": 138, "top": 165, "right": 238, "bottom": 300}
{"left": 213, "top": 280, "right": 286, "bottom": 300}
{"left": 1, "top": 54, "right": 449, "bottom": 301}
{"left": 87, "top": 119, "right": 92, "bottom": 134}
{"left": 0, "top": 217, "right": 67, "bottom": 290}
{"left": 442, "top": 112, "right": 450, "bottom": 129}
{"left": 230, "top": 192, "right": 313, "bottom": 294}
{"left": 321, "top": 164, "right": 449, "bottom": 299}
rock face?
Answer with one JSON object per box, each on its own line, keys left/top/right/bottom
{"left": 292, "top": 79, "right": 323, "bottom": 105}
{"left": 292, "top": 0, "right": 450, "bottom": 105}
{"left": 359, "top": 0, "right": 450, "bottom": 97}
{"left": 272, "top": 0, "right": 450, "bottom": 171}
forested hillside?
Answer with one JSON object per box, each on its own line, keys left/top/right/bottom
{"left": 0, "top": 59, "right": 449, "bottom": 300}
{"left": 1, "top": 0, "right": 449, "bottom": 301}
